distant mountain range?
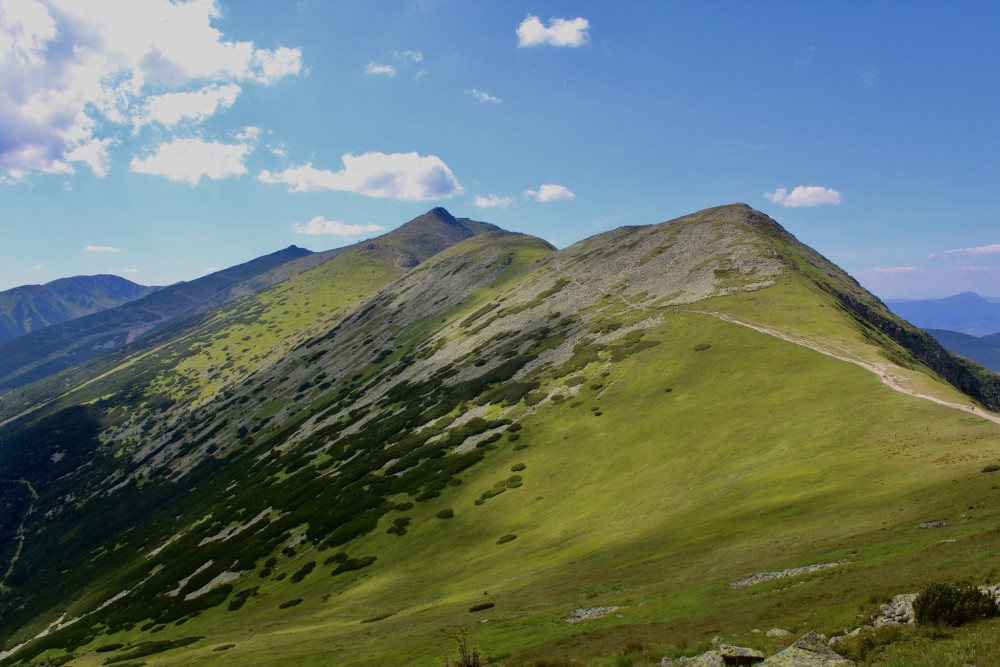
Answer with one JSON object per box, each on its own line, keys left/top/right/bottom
{"left": 927, "top": 329, "right": 1000, "bottom": 373}
{"left": 0, "top": 275, "right": 158, "bottom": 344}
{"left": 886, "top": 292, "right": 1000, "bottom": 337}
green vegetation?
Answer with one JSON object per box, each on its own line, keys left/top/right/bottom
{"left": 914, "top": 581, "right": 1000, "bottom": 626}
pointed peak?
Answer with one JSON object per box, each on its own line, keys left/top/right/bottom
{"left": 425, "top": 206, "right": 457, "bottom": 223}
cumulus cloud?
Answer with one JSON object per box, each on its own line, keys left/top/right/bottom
{"left": 84, "top": 245, "right": 121, "bottom": 253}
{"left": 525, "top": 183, "right": 575, "bottom": 202}
{"left": 130, "top": 137, "right": 252, "bottom": 185}
{"left": 365, "top": 62, "right": 396, "bottom": 77}
{"left": 134, "top": 83, "right": 241, "bottom": 129}
{"left": 291, "top": 216, "right": 385, "bottom": 237}
{"left": 469, "top": 88, "right": 501, "bottom": 104}
{"left": 0, "top": 0, "right": 302, "bottom": 180}
{"left": 258, "top": 152, "right": 463, "bottom": 201}
{"left": 764, "top": 185, "right": 843, "bottom": 208}
{"left": 517, "top": 15, "right": 590, "bottom": 48}
{"left": 474, "top": 194, "right": 513, "bottom": 208}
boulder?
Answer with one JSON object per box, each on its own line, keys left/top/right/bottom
{"left": 760, "top": 631, "right": 855, "bottom": 666}
{"left": 766, "top": 628, "right": 793, "bottom": 639}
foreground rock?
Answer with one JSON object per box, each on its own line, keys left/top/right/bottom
{"left": 760, "top": 631, "right": 854, "bottom": 666}
{"left": 662, "top": 644, "right": 765, "bottom": 666}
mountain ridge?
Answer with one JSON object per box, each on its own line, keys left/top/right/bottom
{"left": 0, "top": 274, "right": 157, "bottom": 344}
{"left": 1, "top": 205, "right": 999, "bottom": 666}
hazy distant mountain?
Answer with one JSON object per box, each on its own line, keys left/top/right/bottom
{"left": 0, "top": 275, "right": 157, "bottom": 344}
{"left": 929, "top": 329, "right": 1000, "bottom": 373}
{"left": 886, "top": 292, "right": 1000, "bottom": 336}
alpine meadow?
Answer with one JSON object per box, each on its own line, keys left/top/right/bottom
{"left": 2, "top": 205, "right": 1000, "bottom": 666}
{"left": 2, "top": 2, "right": 1000, "bottom": 666}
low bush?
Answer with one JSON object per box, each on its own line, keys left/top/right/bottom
{"left": 693, "top": 343, "right": 711, "bottom": 351}
{"left": 278, "top": 599, "right": 302, "bottom": 609}
{"left": 496, "top": 534, "right": 517, "bottom": 545}
{"left": 436, "top": 508, "right": 454, "bottom": 519}
{"left": 914, "top": 581, "right": 999, "bottom": 625}
{"left": 511, "top": 463, "right": 526, "bottom": 472}
{"left": 982, "top": 464, "right": 1000, "bottom": 473}
{"left": 468, "top": 602, "right": 495, "bottom": 613}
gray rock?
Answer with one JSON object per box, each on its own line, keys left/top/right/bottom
{"left": 919, "top": 520, "right": 947, "bottom": 528}
{"left": 766, "top": 628, "right": 793, "bottom": 639}
{"left": 760, "top": 630, "right": 855, "bottom": 666}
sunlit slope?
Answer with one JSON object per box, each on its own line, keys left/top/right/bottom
{"left": 5, "top": 205, "right": 1000, "bottom": 667}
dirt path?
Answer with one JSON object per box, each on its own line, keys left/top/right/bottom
{"left": 685, "top": 309, "right": 1000, "bottom": 427}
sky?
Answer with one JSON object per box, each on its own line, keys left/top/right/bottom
{"left": 0, "top": 0, "right": 998, "bottom": 299}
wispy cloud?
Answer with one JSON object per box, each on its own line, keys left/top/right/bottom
{"left": 474, "top": 194, "right": 513, "bottom": 209}
{"left": 932, "top": 243, "right": 1000, "bottom": 258}
{"left": 517, "top": 15, "right": 590, "bottom": 48}
{"left": 793, "top": 46, "right": 815, "bottom": 73}
{"left": 259, "top": 151, "right": 463, "bottom": 201}
{"left": 120, "top": 268, "right": 140, "bottom": 274}
{"left": 390, "top": 50, "right": 423, "bottom": 64}
{"left": 859, "top": 67, "right": 877, "bottom": 88}
{"left": 765, "top": 185, "right": 842, "bottom": 208}
{"left": 292, "top": 216, "right": 385, "bottom": 237}
{"left": 865, "top": 266, "right": 921, "bottom": 275}
{"left": 84, "top": 245, "right": 122, "bottom": 253}
{"left": 469, "top": 88, "right": 501, "bottom": 104}
{"left": 525, "top": 183, "right": 575, "bottom": 202}
{"left": 0, "top": 0, "right": 301, "bottom": 180}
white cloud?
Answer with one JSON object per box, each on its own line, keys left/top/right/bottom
{"left": 258, "top": 151, "right": 463, "bottom": 201}
{"left": 84, "top": 245, "right": 121, "bottom": 253}
{"left": 31, "top": 264, "right": 43, "bottom": 270}
{"left": 390, "top": 49, "right": 423, "bottom": 64}
{"left": 764, "top": 185, "right": 843, "bottom": 208}
{"left": 469, "top": 88, "right": 501, "bottom": 104}
{"left": 135, "top": 83, "right": 241, "bottom": 129}
{"left": 365, "top": 62, "right": 396, "bottom": 77}
{"left": 866, "top": 266, "right": 921, "bottom": 274}
{"left": 291, "top": 216, "right": 385, "bottom": 237}
{"left": 525, "top": 183, "right": 575, "bottom": 202}
{"left": 0, "top": 0, "right": 302, "bottom": 180}
{"left": 517, "top": 15, "right": 590, "bottom": 48}
{"left": 935, "top": 243, "right": 1000, "bottom": 258}
{"left": 859, "top": 67, "right": 877, "bottom": 88}
{"left": 120, "top": 267, "right": 140, "bottom": 274}
{"left": 474, "top": 194, "right": 513, "bottom": 209}
{"left": 130, "top": 137, "right": 252, "bottom": 185}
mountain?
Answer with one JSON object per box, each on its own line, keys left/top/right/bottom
{"left": 0, "top": 246, "right": 314, "bottom": 392}
{"left": 928, "top": 328, "right": 1000, "bottom": 373}
{"left": 1, "top": 205, "right": 999, "bottom": 667}
{"left": 0, "top": 275, "right": 157, "bottom": 344}
{"left": 887, "top": 291, "right": 1000, "bottom": 336}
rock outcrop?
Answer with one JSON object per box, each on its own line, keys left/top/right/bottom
{"left": 760, "top": 631, "right": 855, "bottom": 666}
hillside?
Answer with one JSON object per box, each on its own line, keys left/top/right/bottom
{"left": 929, "top": 328, "right": 1000, "bottom": 373}
{"left": 0, "top": 275, "right": 157, "bottom": 344}
{"left": 888, "top": 292, "right": 1000, "bottom": 337}
{"left": 1, "top": 205, "right": 999, "bottom": 667}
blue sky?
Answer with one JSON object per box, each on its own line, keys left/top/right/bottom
{"left": 1, "top": 0, "right": 997, "bottom": 299}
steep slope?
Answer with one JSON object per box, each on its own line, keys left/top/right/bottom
{"left": 0, "top": 275, "right": 157, "bottom": 344}
{"left": 888, "top": 292, "right": 1000, "bottom": 336}
{"left": 1, "top": 205, "right": 999, "bottom": 667}
{"left": 929, "top": 328, "right": 1000, "bottom": 373}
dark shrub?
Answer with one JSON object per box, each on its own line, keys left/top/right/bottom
{"left": 693, "top": 343, "right": 711, "bottom": 351}
{"left": 496, "top": 534, "right": 517, "bottom": 545}
{"left": 469, "top": 602, "right": 495, "bottom": 613}
{"left": 278, "top": 599, "right": 302, "bottom": 609}
{"left": 914, "top": 581, "right": 999, "bottom": 625}
{"left": 511, "top": 463, "right": 526, "bottom": 472}
{"left": 436, "top": 508, "right": 454, "bottom": 519}
{"left": 982, "top": 464, "right": 1000, "bottom": 473}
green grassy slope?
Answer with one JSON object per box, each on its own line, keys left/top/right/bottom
{"left": 2, "top": 206, "right": 999, "bottom": 667}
